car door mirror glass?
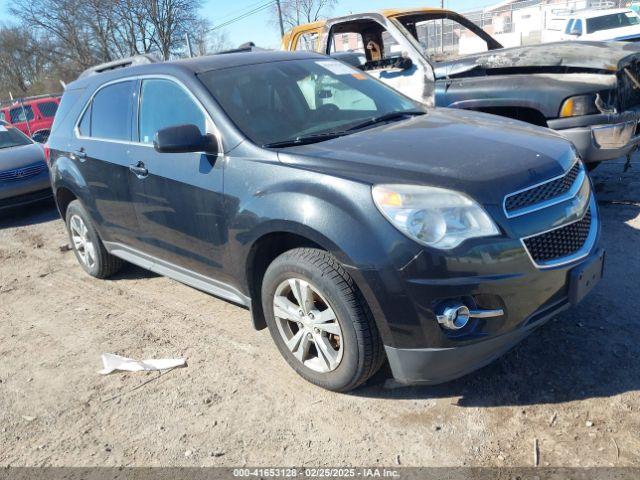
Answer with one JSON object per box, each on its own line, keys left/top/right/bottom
{"left": 154, "top": 124, "right": 218, "bottom": 155}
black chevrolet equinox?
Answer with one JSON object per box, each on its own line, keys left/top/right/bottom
{"left": 47, "top": 51, "right": 604, "bottom": 391}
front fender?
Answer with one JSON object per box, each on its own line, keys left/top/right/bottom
{"left": 223, "top": 160, "right": 424, "bottom": 344}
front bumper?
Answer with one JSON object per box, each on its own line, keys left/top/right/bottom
{"left": 0, "top": 172, "right": 52, "bottom": 211}
{"left": 384, "top": 245, "right": 605, "bottom": 385}
{"left": 548, "top": 111, "right": 640, "bottom": 163}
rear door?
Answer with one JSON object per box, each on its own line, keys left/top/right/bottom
{"left": 127, "top": 77, "right": 227, "bottom": 280}
{"left": 74, "top": 80, "right": 144, "bottom": 251}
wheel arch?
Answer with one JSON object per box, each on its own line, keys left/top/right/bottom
{"left": 244, "top": 226, "right": 342, "bottom": 331}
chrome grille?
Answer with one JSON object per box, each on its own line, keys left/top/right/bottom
{"left": 504, "top": 162, "right": 583, "bottom": 217}
{"left": 523, "top": 209, "right": 592, "bottom": 265}
{"left": 0, "top": 161, "right": 47, "bottom": 182}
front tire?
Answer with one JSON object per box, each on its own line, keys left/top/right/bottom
{"left": 261, "top": 248, "right": 384, "bottom": 392}
{"left": 65, "top": 200, "right": 123, "bottom": 278}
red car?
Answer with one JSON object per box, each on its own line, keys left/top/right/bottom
{"left": 0, "top": 95, "right": 60, "bottom": 143}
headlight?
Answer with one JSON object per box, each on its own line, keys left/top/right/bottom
{"left": 559, "top": 94, "right": 598, "bottom": 117}
{"left": 372, "top": 184, "right": 499, "bottom": 249}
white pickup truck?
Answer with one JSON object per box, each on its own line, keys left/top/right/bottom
{"left": 561, "top": 8, "right": 640, "bottom": 42}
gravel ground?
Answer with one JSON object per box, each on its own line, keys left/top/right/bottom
{"left": 0, "top": 159, "right": 639, "bottom": 467}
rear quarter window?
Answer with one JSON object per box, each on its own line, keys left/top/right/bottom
{"left": 50, "top": 89, "right": 84, "bottom": 136}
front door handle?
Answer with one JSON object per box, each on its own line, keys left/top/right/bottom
{"left": 129, "top": 161, "right": 148, "bottom": 179}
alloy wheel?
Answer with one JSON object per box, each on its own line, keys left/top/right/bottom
{"left": 69, "top": 214, "right": 96, "bottom": 269}
{"left": 273, "top": 278, "right": 344, "bottom": 373}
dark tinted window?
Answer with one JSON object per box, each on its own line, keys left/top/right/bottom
{"left": 0, "top": 123, "right": 32, "bottom": 149}
{"left": 9, "top": 105, "right": 34, "bottom": 123}
{"left": 138, "top": 79, "right": 207, "bottom": 144}
{"left": 587, "top": 12, "right": 640, "bottom": 33}
{"left": 78, "top": 104, "right": 91, "bottom": 136}
{"left": 38, "top": 101, "right": 59, "bottom": 118}
{"left": 90, "top": 81, "right": 134, "bottom": 140}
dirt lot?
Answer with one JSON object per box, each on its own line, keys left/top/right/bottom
{"left": 1, "top": 159, "right": 639, "bottom": 468}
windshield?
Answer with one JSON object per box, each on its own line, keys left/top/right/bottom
{"left": 198, "top": 58, "right": 420, "bottom": 146}
{"left": 587, "top": 12, "right": 640, "bottom": 33}
{"left": 0, "top": 123, "right": 32, "bottom": 149}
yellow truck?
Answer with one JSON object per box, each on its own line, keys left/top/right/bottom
{"left": 282, "top": 8, "right": 640, "bottom": 169}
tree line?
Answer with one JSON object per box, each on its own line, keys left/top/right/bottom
{"left": 0, "top": 0, "right": 338, "bottom": 101}
{"left": 1, "top": 0, "right": 227, "bottom": 100}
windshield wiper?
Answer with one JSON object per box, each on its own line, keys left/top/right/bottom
{"left": 263, "top": 131, "right": 348, "bottom": 148}
{"left": 345, "top": 110, "right": 426, "bottom": 132}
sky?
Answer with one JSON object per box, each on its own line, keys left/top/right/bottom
{"left": 0, "top": 0, "right": 498, "bottom": 50}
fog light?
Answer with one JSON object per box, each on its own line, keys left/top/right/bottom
{"left": 437, "top": 305, "right": 471, "bottom": 330}
{"left": 436, "top": 303, "right": 505, "bottom": 331}
{"left": 592, "top": 121, "right": 636, "bottom": 149}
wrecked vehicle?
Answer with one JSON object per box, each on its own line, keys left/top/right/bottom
{"left": 283, "top": 8, "right": 640, "bottom": 169}
{"left": 48, "top": 51, "right": 603, "bottom": 391}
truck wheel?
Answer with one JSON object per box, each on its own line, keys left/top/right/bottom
{"left": 65, "top": 200, "right": 123, "bottom": 279}
{"left": 261, "top": 248, "right": 384, "bottom": 392}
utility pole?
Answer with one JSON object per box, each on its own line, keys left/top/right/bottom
{"left": 440, "top": 0, "right": 444, "bottom": 53}
{"left": 276, "top": 0, "right": 285, "bottom": 38}
{"left": 185, "top": 33, "right": 193, "bottom": 58}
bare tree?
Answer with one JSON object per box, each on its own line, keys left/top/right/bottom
{"left": 274, "top": 0, "right": 337, "bottom": 30}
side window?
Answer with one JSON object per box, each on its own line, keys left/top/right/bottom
{"left": 9, "top": 105, "right": 34, "bottom": 123}
{"left": 295, "top": 31, "right": 319, "bottom": 51}
{"left": 414, "top": 18, "right": 488, "bottom": 60}
{"left": 38, "top": 101, "right": 59, "bottom": 118}
{"left": 329, "top": 32, "right": 365, "bottom": 54}
{"left": 88, "top": 81, "right": 134, "bottom": 140}
{"left": 574, "top": 19, "right": 583, "bottom": 34}
{"left": 138, "top": 79, "right": 207, "bottom": 144}
{"left": 78, "top": 104, "right": 91, "bottom": 136}
{"left": 565, "top": 19, "right": 575, "bottom": 34}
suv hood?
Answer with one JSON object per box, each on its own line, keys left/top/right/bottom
{"left": 435, "top": 41, "right": 640, "bottom": 78}
{"left": 277, "top": 109, "right": 576, "bottom": 206}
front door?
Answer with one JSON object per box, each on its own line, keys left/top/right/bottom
{"left": 127, "top": 77, "right": 228, "bottom": 281}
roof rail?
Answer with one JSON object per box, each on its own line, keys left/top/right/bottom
{"left": 78, "top": 54, "right": 160, "bottom": 79}
{"left": 215, "top": 42, "right": 269, "bottom": 55}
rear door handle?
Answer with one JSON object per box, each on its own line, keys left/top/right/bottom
{"left": 73, "top": 149, "right": 87, "bottom": 161}
{"left": 129, "top": 162, "right": 148, "bottom": 179}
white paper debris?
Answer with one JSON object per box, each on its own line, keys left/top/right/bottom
{"left": 99, "top": 353, "right": 186, "bottom": 375}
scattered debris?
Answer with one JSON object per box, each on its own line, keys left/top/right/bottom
{"left": 533, "top": 438, "right": 539, "bottom": 467}
{"left": 184, "top": 450, "right": 193, "bottom": 458}
{"left": 549, "top": 412, "right": 557, "bottom": 426}
{"left": 210, "top": 451, "right": 225, "bottom": 457}
{"left": 59, "top": 244, "right": 71, "bottom": 252}
{"left": 99, "top": 353, "right": 186, "bottom": 375}
{"left": 21, "top": 415, "right": 35, "bottom": 422}
{"left": 395, "top": 454, "right": 401, "bottom": 465}
{"left": 586, "top": 420, "right": 594, "bottom": 427}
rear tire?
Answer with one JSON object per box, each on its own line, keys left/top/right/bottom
{"left": 261, "top": 248, "right": 384, "bottom": 392}
{"left": 65, "top": 200, "right": 123, "bottom": 279}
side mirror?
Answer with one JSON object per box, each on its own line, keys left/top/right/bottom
{"left": 395, "top": 56, "right": 413, "bottom": 70}
{"left": 153, "top": 124, "right": 218, "bottom": 154}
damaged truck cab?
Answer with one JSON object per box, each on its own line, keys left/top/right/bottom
{"left": 283, "top": 8, "right": 640, "bottom": 168}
